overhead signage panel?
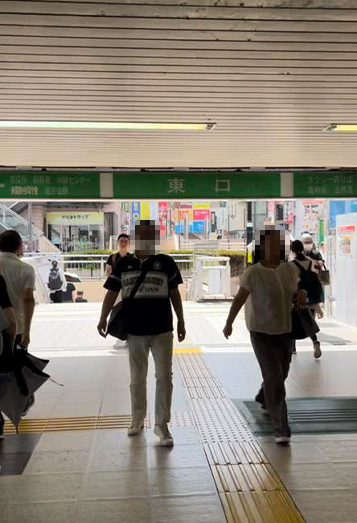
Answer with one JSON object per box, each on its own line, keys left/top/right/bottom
{"left": 113, "top": 171, "right": 280, "bottom": 199}
{"left": 0, "top": 172, "right": 100, "bottom": 199}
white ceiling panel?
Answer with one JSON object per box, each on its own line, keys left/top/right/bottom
{"left": 0, "top": 0, "right": 357, "bottom": 168}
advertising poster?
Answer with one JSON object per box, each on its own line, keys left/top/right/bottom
{"left": 337, "top": 225, "right": 356, "bottom": 257}
{"left": 131, "top": 202, "right": 140, "bottom": 223}
{"left": 150, "top": 201, "right": 159, "bottom": 222}
{"left": 193, "top": 209, "right": 210, "bottom": 221}
{"left": 158, "top": 202, "right": 168, "bottom": 232}
{"left": 140, "top": 201, "right": 150, "bottom": 220}
{"left": 121, "top": 202, "right": 130, "bottom": 233}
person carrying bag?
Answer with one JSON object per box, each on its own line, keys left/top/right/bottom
{"left": 106, "top": 267, "right": 149, "bottom": 341}
{"left": 290, "top": 240, "right": 324, "bottom": 358}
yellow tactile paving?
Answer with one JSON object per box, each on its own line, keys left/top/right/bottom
{"left": 173, "top": 347, "right": 202, "bottom": 354}
{"left": 175, "top": 352, "right": 306, "bottom": 523}
{"left": 3, "top": 411, "right": 195, "bottom": 434}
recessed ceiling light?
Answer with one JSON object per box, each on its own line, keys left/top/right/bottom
{"left": 0, "top": 121, "right": 216, "bottom": 131}
{"left": 324, "top": 124, "right": 357, "bottom": 132}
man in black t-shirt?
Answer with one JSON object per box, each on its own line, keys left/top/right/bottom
{"left": 106, "top": 233, "right": 130, "bottom": 276}
{"left": 98, "top": 221, "right": 186, "bottom": 447}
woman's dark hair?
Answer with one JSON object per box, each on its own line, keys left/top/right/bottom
{"left": 117, "top": 233, "right": 129, "bottom": 241}
{"left": 253, "top": 228, "right": 287, "bottom": 264}
{"left": 291, "top": 240, "right": 306, "bottom": 261}
{"left": 0, "top": 230, "right": 22, "bottom": 253}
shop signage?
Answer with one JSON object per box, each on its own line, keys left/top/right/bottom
{"left": 294, "top": 172, "right": 357, "bottom": 198}
{"left": 46, "top": 212, "right": 104, "bottom": 225}
{"left": 113, "top": 172, "right": 280, "bottom": 199}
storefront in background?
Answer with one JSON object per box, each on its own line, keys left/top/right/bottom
{"left": 47, "top": 212, "right": 104, "bottom": 252}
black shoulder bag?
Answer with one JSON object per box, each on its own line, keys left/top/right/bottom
{"left": 106, "top": 267, "right": 148, "bottom": 341}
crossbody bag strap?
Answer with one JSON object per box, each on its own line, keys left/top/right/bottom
{"left": 127, "top": 266, "right": 149, "bottom": 302}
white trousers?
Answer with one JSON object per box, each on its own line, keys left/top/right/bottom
{"left": 127, "top": 332, "right": 174, "bottom": 427}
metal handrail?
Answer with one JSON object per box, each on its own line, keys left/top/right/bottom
{"left": 0, "top": 203, "right": 43, "bottom": 237}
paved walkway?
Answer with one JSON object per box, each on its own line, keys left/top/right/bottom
{"left": 1, "top": 302, "right": 357, "bottom": 523}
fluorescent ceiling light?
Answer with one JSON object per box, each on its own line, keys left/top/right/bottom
{"left": 324, "top": 124, "right": 357, "bottom": 132}
{"left": 0, "top": 121, "right": 215, "bottom": 131}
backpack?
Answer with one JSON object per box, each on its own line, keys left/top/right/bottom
{"left": 293, "top": 260, "right": 324, "bottom": 306}
{"left": 48, "top": 268, "right": 63, "bottom": 291}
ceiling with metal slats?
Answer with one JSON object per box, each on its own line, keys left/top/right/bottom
{"left": 1, "top": 0, "right": 357, "bottom": 169}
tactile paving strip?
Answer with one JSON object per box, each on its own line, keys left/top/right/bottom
{"left": 3, "top": 410, "right": 195, "bottom": 435}
{"left": 175, "top": 351, "right": 306, "bottom": 523}
{"left": 176, "top": 352, "right": 253, "bottom": 442}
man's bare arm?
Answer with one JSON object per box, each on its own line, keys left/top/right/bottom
{"left": 21, "top": 288, "right": 35, "bottom": 347}
{"left": 97, "top": 290, "right": 119, "bottom": 337}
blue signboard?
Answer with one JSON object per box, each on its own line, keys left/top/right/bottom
{"left": 329, "top": 200, "right": 357, "bottom": 229}
{"left": 131, "top": 202, "right": 140, "bottom": 223}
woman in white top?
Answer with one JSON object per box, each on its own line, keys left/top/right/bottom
{"left": 223, "top": 227, "right": 304, "bottom": 444}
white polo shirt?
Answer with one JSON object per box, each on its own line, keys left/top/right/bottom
{"left": 0, "top": 252, "right": 36, "bottom": 334}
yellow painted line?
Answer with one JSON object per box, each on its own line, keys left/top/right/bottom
{"left": 3, "top": 411, "right": 193, "bottom": 434}
{"left": 173, "top": 347, "right": 202, "bottom": 354}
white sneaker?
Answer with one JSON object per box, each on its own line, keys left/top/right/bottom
{"left": 313, "top": 341, "right": 322, "bottom": 359}
{"left": 127, "top": 422, "right": 144, "bottom": 437}
{"left": 275, "top": 436, "right": 291, "bottom": 445}
{"left": 154, "top": 425, "right": 174, "bottom": 447}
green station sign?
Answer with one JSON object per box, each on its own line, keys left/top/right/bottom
{"left": 294, "top": 172, "right": 357, "bottom": 198}
{"left": 1, "top": 170, "right": 356, "bottom": 199}
{"left": 113, "top": 171, "right": 281, "bottom": 199}
{"left": 0, "top": 172, "right": 100, "bottom": 199}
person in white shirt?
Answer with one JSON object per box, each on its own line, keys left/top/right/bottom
{"left": 0, "top": 230, "right": 36, "bottom": 349}
{"left": 223, "top": 226, "right": 305, "bottom": 444}
{"left": 0, "top": 230, "right": 36, "bottom": 430}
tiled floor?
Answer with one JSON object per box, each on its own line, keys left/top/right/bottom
{"left": 1, "top": 302, "right": 357, "bottom": 522}
{"left": 0, "top": 427, "right": 224, "bottom": 523}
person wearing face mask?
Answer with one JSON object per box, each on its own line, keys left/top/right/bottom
{"left": 301, "top": 233, "right": 324, "bottom": 266}
{"left": 301, "top": 232, "right": 325, "bottom": 316}
{"left": 97, "top": 220, "right": 186, "bottom": 447}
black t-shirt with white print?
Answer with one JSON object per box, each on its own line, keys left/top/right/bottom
{"left": 104, "top": 254, "right": 183, "bottom": 336}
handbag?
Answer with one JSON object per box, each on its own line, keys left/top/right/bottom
{"left": 106, "top": 268, "right": 148, "bottom": 341}
{"left": 290, "top": 306, "right": 320, "bottom": 340}
{"left": 318, "top": 263, "right": 330, "bottom": 286}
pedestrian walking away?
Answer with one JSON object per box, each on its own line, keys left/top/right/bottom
{"left": 0, "top": 274, "right": 17, "bottom": 439}
{"left": 98, "top": 220, "right": 186, "bottom": 447}
{"left": 48, "top": 260, "right": 66, "bottom": 303}
{"left": 0, "top": 231, "right": 37, "bottom": 436}
{"left": 290, "top": 240, "right": 324, "bottom": 358}
{"left": 0, "top": 231, "right": 36, "bottom": 351}
{"left": 223, "top": 226, "right": 305, "bottom": 445}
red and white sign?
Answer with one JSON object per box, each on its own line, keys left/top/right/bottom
{"left": 338, "top": 225, "right": 356, "bottom": 234}
{"left": 193, "top": 209, "right": 210, "bottom": 221}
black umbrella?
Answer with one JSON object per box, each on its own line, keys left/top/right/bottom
{"left": 0, "top": 346, "right": 51, "bottom": 432}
